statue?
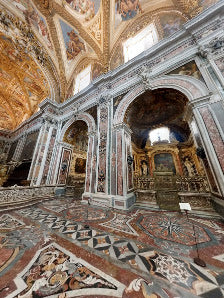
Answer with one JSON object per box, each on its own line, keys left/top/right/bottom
{"left": 184, "top": 158, "right": 194, "bottom": 177}
{"left": 141, "top": 161, "right": 148, "bottom": 176}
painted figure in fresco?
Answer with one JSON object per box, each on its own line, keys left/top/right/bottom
{"left": 163, "top": 18, "right": 182, "bottom": 37}
{"left": 184, "top": 158, "right": 194, "bottom": 177}
{"left": 66, "top": 0, "right": 96, "bottom": 21}
{"left": 75, "top": 158, "right": 86, "bottom": 173}
{"left": 191, "top": 63, "right": 201, "bottom": 79}
{"left": 118, "top": 0, "right": 143, "bottom": 21}
{"left": 178, "top": 66, "right": 191, "bottom": 76}
{"left": 178, "top": 63, "right": 201, "bottom": 80}
{"left": 12, "top": 0, "right": 27, "bottom": 13}
{"left": 66, "top": 30, "right": 85, "bottom": 60}
{"left": 27, "top": 6, "right": 52, "bottom": 49}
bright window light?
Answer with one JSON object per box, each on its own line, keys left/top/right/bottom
{"left": 149, "top": 127, "right": 170, "bottom": 145}
{"left": 74, "top": 65, "right": 91, "bottom": 95}
{"left": 123, "top": 24, "right": 158, "bottom": 63}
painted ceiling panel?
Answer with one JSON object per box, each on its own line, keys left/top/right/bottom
{"left": 0, "top": 0, "right": 220, "bottom": 130}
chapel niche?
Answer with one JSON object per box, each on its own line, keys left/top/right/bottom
{"left": 63, "top": 120, "right": 88, "bottom": 185}
{"left": 124, "top": 88, "right": 207, "bottom": 190}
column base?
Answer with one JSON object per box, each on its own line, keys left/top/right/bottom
{"left": 82, "top": 192, "right": 136, "bottom": 210}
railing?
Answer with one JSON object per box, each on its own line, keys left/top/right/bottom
{"left": 134, "top": 177, "right": 155, "bottom": 190}
{"left": 176, "top": 176, "right": 210, "bottom": 192}
{"left": 0, "top": 185, "right": 55, "bottom": 207}
{"left": 134, "top": 176, "right": 209, "bottom": 193}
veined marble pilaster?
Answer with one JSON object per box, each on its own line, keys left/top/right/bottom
{"left": 85, "top": 132, "right": 96, "bottom": 193}
{"left": 30, "top": 120, "right": 50, "bottom": 186}
{"left": 199, "top": 106, "right": 224, "bottom": 173}
{"left": 41, "top": 127, "right": 57, "bottom": 185}
{"left": 191, "top": 100, "right": 224, "bottom": 195}
{"left": 112, "top": 123, "right": 135, "bottom": 209}
{"left": 96, "top": 100, "right": 110, "bottom": 194}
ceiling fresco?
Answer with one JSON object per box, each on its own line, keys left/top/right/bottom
{"left": 0, "top": 32, "right": 50, "bottom": 131}
{"left": 168, "top": 61, "right": 205, "bottom": 82}
{"left": 60, "top": 19, "right": 86, "bottom": 61}
{"left": 124, "top": 89, "right": 190, "bottom": 148}
{"left": 57, "top": 18, "right": 97, "bottom": 80}
{"left": 64, "top": 0, "right": 101, "bottom": 22}
{"left": 11, "top": 0, "right": 53, "bottom": 50}
{"left": 0, "top": 0, "right": 220, "bottom": 130}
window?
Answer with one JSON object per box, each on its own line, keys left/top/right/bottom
{"left": 149, "top": 127, "right": 170, "bottom": 145}
{"left": 123, "top": 24, "right": 158, "bottom": 63}
{"left": 74, "top": 65, "right": 91, "bottom": 95}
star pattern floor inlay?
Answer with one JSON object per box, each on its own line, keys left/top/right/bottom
{"left": 0, "top": 197, "right": 223, "bottom": 298}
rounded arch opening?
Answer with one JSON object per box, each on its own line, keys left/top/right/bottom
{"left": 123, "top": 87, "right": 211, "bottom": 209}
{"left": 63, "top": 120, "right": 89, "bottom": 188}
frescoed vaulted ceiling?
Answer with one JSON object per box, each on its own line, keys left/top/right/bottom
{"left": 0, "top": 0, "right": 220, "bottom": 130}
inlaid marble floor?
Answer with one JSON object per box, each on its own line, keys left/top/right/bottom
{"left": 0, "top": 197, "right": 224, "bottom": 298}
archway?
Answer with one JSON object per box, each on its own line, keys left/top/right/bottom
{"left": 56, "top": 112, "right": 96, "bottom": 199}
{"left": 61, "top": 120, "right": 88, "bottom": 196}
{"left": 118, "top": 86, "right": 216, "bottom": 211}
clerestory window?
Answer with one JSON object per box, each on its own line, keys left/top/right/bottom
{"left": 123, "top": 23, "right": 158, "bottom": 63}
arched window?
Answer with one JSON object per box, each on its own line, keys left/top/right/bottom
{"left": 74, "top": 65, "right": 91, "bottom": 95}
{"left": 123, "top": 24, "right": 158, "bottom": 63}
{"left": 149, "top": 127, "right": 170, "bottom": 145}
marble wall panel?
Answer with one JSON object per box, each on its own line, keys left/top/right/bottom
{"left": 200, "top": 106, "right": 224, "bottom": 173}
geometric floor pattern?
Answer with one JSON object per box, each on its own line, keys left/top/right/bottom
{"left": 0, "top": 197, "right": 223, "bottom": 297}
{"left": 137, "top": 213, "right": 211, "bottom": 245}
{"left": 99, "top": 211, "right": 139, "bottom": 235}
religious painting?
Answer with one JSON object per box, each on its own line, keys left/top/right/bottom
{"left": 114, "top": 0, "right": 143, "bottom": 28}
{"left": 27, "top": 4, "right": 52, "bottom": 50}
{"left": 59, "top": 20, "right": 86, "bottom": 61}
{"left": 75, "top": 157, "right": 86, "bottom": 173}
{"left": 169, "top": 61, "right": 204, "bottom": 82}
{"left": 11, "top": 1, "right": 52, "bottom": 50}
{"left": 159, "top": 13, "right": 185, "bottom": 38}
{"left": 154, "top": 153, "right": 176, "bottom": 173}
{"left": 65, "top": 0, "right": 101, "bottom": 22}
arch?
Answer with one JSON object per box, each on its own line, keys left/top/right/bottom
{"left": 60, "top": 112, "right": 96, "bottom": 142}
{"left": 113, "top": 75, "right": 210, "bottom": 125}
